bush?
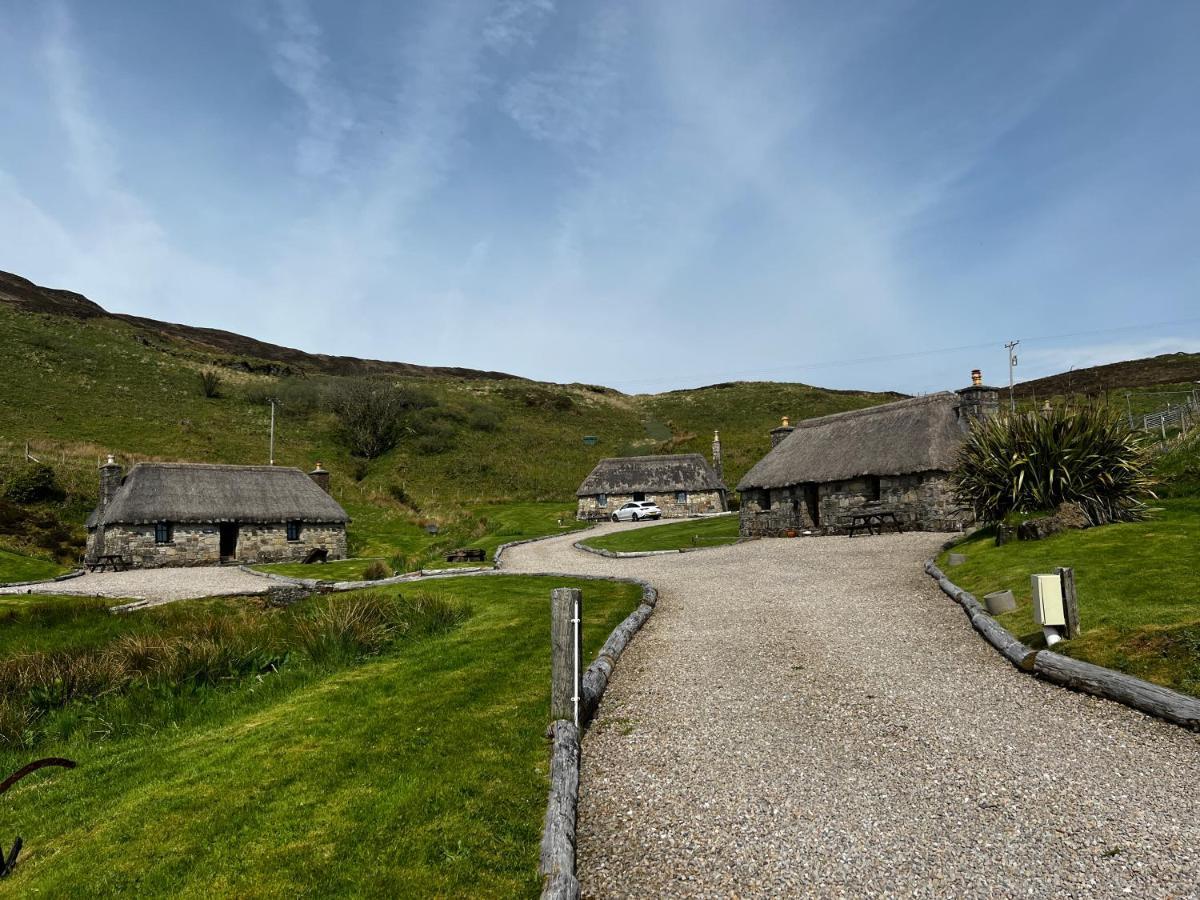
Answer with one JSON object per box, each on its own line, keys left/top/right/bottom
{"left": 198, "top": 369, "right": 223, "bottom": 398}
{"left": 387, "top": 483, "right": 420, "bottom": 512}
{"left": 327, "top": 379, "right": 437, "bottom": 458}
{"left": 466, "top": 405, "right": 502, "bottom": 433}
{"left": 413, "top": 418, "right": 457, "bottom": 455}
{"left": 4, "top": 462, "right": 65, "bottom": 504}
{"left": 362, "top": 559, "right": 391, "bottom": 580}
{"left": 243, "top": 377, "right": 326, "bottom": 416}
{"left": 952, "top": 407, "right": 1155, "bottom": 525}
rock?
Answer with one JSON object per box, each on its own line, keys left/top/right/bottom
{"left": 266, "top": 584, "right": 312, "bottom": 607}
{"left": 1016, "top": 502, "right": 1093, "bottom": 542}
{"left": 984, "top": 590, "right": 1016, "bottom": 614}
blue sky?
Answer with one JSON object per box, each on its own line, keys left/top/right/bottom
{"left": 2, "top": 1, "right": 1197, "bottom": 394}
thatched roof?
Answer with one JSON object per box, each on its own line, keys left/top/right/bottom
{"left": 577, "top": 454, "right": 726, "bottom": 497}
{"left": 737, "top": 393, "right": 967, "bottom": 490}
{"left": 88, "top": 463, "right": 349, "bottom": 527}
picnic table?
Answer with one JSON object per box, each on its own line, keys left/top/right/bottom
{"left": 88, "top": 554, "right": 129, "bottom": 572}
{"left": 445, "top": 548, "right": 486, "bottom": 563}
{"left": 846, "top": 509, "right": 904, "bottom": 537}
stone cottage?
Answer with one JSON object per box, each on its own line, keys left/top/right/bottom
{"left": 86, "top": 458, "right": 349, "bottom": 567}
{"left": 737, "top": 373, "right": 1000, "bottom": 535}
{"left": 576, "top": 445, "right": 728, "bottom": 520}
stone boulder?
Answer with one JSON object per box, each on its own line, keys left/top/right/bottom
{"left": 1016, "top": 502, "right": 1092, "bottom": 542}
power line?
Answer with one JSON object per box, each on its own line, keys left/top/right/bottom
{"left": 608, "top": 315, "right": 1200, "bottom": 390}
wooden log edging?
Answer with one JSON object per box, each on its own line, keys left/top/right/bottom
{"left": 925, "top": 559, "right": 1200, "bottom": 731}
{"left": 537, "top": 576, "right": 658, "bottom": 899}
{"left": 540, "top": 720, "right": 581, "bottom": 900}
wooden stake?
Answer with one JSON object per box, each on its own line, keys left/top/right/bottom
{"left": 1057, "top": 566, "right": 1080, "bottom": 639}
{"left": 551, "top": 588, "right": 583, "bottom": 724}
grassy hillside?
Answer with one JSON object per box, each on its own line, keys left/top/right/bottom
{"left": 0, "top": 294, "right": 894, "bottom": 567}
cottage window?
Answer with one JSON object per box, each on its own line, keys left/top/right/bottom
{"left": 676, "top": 491, "right": 687, "bottom": 504}
{"left": 597, "top": 494, "right": 607, "bottom": 508}
{"left": 286, "top": 521, "right": 302, "bottom": 542}
{"left": 761, "top": 490, "right": 772, "bottom": 511}
{"left": 633, "top": 492, "right": 646, "bottom": 502}
{"left": 154, "top": 521, "right": 172, "bottom": 544}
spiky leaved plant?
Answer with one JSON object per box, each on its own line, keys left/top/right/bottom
{"left": 952, "top": 405, "right": 1155, "bottom": 526}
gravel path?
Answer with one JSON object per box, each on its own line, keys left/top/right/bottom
{"left": 0, "top": 566, "right": 271, "bottom": 602}
{"left": 504, "top": 525, "right": 1200, "bottom": 898}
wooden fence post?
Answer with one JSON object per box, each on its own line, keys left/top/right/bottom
{"left": 1057, "top": 566, "right": 1080, "bottom": 639}
{"left": 551, "top": 588, "right": 583, "bottom": 725}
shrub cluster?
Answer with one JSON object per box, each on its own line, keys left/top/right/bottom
{"left": 3, "top": 462, "right": 65, "bottom": 504}
{"left": 952, "top": 407, "right": 1156, "bottom": 525}
{"left": 327, "top": 379, "right": 437, "bottom": 458}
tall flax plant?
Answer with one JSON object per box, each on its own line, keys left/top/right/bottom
{"left": 953, "top": 406, "right": 1155, "bottom": 525}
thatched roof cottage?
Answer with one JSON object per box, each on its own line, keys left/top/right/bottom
{"left": 86, "top": 459, "right": 349, "bottom": 568}
{"left": 737, "top": 373, "right": 999, "bottom": 534}
{"left": 576, "top": 449, "right": 727, "bottom": 519}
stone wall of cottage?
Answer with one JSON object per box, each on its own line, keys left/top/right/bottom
{"left": 739, "top": 471, "right": 969, "bottom": 536}
{"left": 577, "top": 489, "right": 726, "bottom": 520}
{"left": 87, "top": 522, "right": 347, "bottom": 568}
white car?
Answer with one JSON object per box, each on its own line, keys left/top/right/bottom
{"left": 611, "top": 501, "right": 661, "bottom": 522}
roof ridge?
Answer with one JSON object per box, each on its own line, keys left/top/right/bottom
{"left": 598, "top": 453, "right": 706, "bottom": 463}
{"left": 790, "top": 392, "right": 957, "bottom": 431}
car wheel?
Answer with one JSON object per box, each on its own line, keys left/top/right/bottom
{"left": 611, "top": 514, "right": 619, "bottom": 522}
{"left": 632, "top": 513, "right": 640, "bottom": 521}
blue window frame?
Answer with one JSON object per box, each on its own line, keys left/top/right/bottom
{"left": 676, "top": 491, "right": 687, "bottom": 504}
{"left": 597, "top": 494, "right": 608, "bottom": 507}
{"left": 286, "top": 521, "right": 302, "bottom": 542}
{"left": 155, "top": 521, "right": 172, "bottom": 544}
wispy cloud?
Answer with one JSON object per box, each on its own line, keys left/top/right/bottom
{"left": 484, "top": 0, "right": 555, "bottom": 54}
{"left": 253, "top": 0, "right": 354, "bottom": 178}
{"left": 501, "top": 4, "right": 627, "bottom": 151}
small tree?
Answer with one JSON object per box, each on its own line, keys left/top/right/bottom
{"left": 198, "top": 369, "right": 223, "bottom": 399}
{"left": 327, "top": 379, "right": 436, "bottom": 458}
{"left": 952, "top": 406, "right": 1155, "bottom": 526}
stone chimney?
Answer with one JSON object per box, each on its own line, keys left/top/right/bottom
{"left": 711, "top": 430, "right": 723, "bottom": 481}
{"left": 770, "top": 416, "right": 795, "bottom": 448}
{"left": 98, "top": 454, "right": 123, "bottom": 509}
{"left": 309, "top": 462, "right": 331, "bottom": 494}
{"left": 955, "top": 369, "right": 1000, "bottom": 426}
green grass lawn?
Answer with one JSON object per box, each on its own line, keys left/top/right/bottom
{"left": 252, "top": 557, "right": 390, "bottom": 580}
{"left": 938, "top": 498, "right": 1200, "bottom": 697}
{"left": 0, "top": 547, "right": 69, "bottom": 584}
{"left": 583, "top": 514, "right": 740, "bottom": 553}
{"left": 0, "top": 575, "right": 641, "bottom": 897}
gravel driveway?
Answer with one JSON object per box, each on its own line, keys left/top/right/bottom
{"left": 0, "top": 566, "right": 271, "bottom": 602}
{"left": 504, "top": 524, "right": 1200, "bottom": 897}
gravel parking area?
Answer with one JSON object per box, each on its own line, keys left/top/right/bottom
{"left": 0, "top": 566, "right": 271, "bottom": 602}
{"left": 504, "top": 524, "right": 1200, "bottom": 897}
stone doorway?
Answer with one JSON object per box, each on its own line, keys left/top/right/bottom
{"left": 803, "top": 484, "right": 820, "bottom": 528}
{"left": 219, "top": 523, "right": 239, "bottom": 562}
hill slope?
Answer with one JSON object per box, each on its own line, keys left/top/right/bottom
{"left": 1013, "top": 352, "right": 1200, "bottom": 399}
{"left": 0, "top": 272, "right": 897, "bottom": 564}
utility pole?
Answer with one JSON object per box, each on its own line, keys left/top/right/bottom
{"left": 1125, "top": 392, "right": 1134, "bottom": 429}
{"left": 1004, "top": 340, "right": 1020, "bottom": 412}
{"left": 268, "top": 399, "right": 276, "bottom": 466}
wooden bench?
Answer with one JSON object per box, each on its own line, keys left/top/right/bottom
{"left": 88, "top": 554, "right": 129, "bottom": 572}
{"left": 846, "top": 510, "right": 904, "bottom": 537}
{"left": 445, "top": 548, "right": 486, "bottom": 563}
